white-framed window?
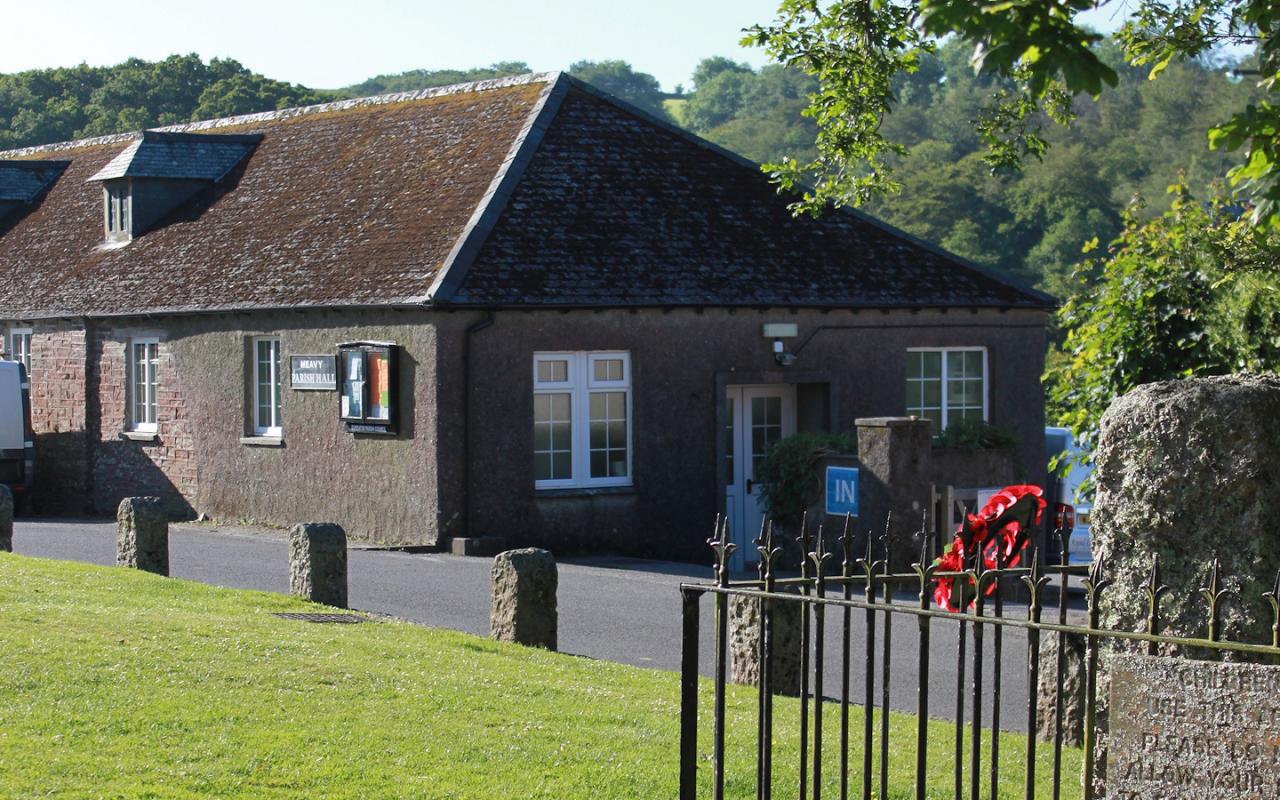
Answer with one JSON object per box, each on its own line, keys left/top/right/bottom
{"left": 129, "top": 338, "right": 159, "bottom": 432}
{"left": 253, "top": 337, "right": 283, "bottom": 436}
{"left": 8, "top": 328, "right": 31, "bottom": 373}
{"left": 906, "top": 347, "right": 988, "bottom": 432}
{"left": 104, "top": 181, "right": 131, "bottom": 241}
{"left": 533, "top": 351, "right": 632, "bottom": 489}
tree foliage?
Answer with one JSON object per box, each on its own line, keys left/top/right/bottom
{"left": 340, "top": 62, "right": 531, "bottom": 97}
{"left": 745, "top": 0, "right": 1280, "bottom": 230}
{"left": 1046, "top": 185, "right": 1280, "bottom": 456}
{"left": 567, "top": 60, "right": 670, "bottom": 119}
{"left": 0, "top": 55, "right": 329, "bottom": 149}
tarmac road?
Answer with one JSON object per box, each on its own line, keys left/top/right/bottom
{"left": 12, "top": 518, "right": 1082, "bottom": 731}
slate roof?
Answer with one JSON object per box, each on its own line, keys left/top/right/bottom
{"left": 88, "top": 131, "right": 261, "bottom": 183}
{"left": 445, "top": 82, "right": 1053, "bottom": 309}
{"left": 0, "top": 160, "right": 68, "bottom": 202}
{"left": 0, "top": 72, "right": 1053, "bottom": 319}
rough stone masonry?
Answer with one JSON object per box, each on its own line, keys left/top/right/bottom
{"left": 490, "top": 548, "right": 557, "bottom": 650}
{"left": 1093, "top": 374, "right": 1280, "bottom": 647}
{"left": 288, "top": 522, "right": 348, "bottom": 608}
{"left": 728, "top": 588, "right": 803, "bottom": 695}
{"left": 116, "top": 496, "right": 168, "bottom": 575}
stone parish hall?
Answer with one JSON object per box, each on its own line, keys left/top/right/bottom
{"left": 0, "top": 72, "right": 1054, "bottom": 560}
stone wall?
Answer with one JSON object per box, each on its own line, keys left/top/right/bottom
{"left": 91, "top": 324, "right": 198, "bottom": 516}
{"left": 458, "top": 306, "right": 1049, "bottom": 560}
{"left": 8, "top": 309, "right": 450, "bottom": 543}
{"left": 3, "top": 319, "right": 91, "bottom": 513}
{"left": 930, "top": 445, "right": 1019, "bottom": 491}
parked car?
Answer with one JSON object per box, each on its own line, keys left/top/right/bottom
{"left": 0, "top": 360, "right": 34, "bottom": 511}
{"left": 1045, "top": 426, "right": 1092, "bottom": 564}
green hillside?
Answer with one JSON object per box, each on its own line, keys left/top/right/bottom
{"left": 0, "top": 46, "right": 1255, "bottom": 292}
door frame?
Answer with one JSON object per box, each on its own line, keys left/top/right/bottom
{"left": 724, "top": 383, "right": 797, "bottom": 572}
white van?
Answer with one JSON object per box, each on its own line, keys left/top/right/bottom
{"left": 1045, "top": 426, "right": 1092, "bottom": 564}
{"left": 0, "top": 361, "right": 34, "bottom": 510}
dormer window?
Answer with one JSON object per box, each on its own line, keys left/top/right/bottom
{"left": 88, "top": 130, "right": 260, "bottom": 245}
{"left": 104, "top": 181, "right": 132, "bottom": 242}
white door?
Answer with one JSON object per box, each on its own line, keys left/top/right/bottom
{"left": 724, "top": 385, "right": 796, "bottom": 572}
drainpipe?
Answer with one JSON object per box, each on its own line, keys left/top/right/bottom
{"left": 461, "top": 311, "right": 495, "bottom": 540}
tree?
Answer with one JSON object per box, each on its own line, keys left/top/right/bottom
{"left": 745, "top": 0, "right": 1280, "bottom": 228}
{"left": 1046, "top": 186, "right": 1280, "bottom": 457}
{"left": 567, "top": 60, "right": 669, "bottom": 118}
{"left": 341, "top": 63, "right": 531, "bottom": 97}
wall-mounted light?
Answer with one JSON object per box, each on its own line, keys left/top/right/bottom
{"left": 764, "top": 323, "right": 799, "bottom": 366}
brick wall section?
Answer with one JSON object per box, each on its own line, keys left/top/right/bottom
{"left": 2, "top": 319, "right": 91, "bottom": 512}
{"left": 91, "top": 326, "right": 197, "bottom": 516}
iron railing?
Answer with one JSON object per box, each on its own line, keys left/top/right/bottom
{"left": 677, "top": 513, "right": 1280, "bottom": 800}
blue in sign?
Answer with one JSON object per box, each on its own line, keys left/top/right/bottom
{"left": 825, "top": 466, "right": 859, "bottom": 517}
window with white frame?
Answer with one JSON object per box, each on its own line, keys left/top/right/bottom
{"left": 253, "top": 337, "right": 283, "bottom": 436}
{"left": 9, "top": 328, "right": 31, "bottom": 373}
{"left": 104, "top": 181, "right": 131, "bottom": 242}
{"left": 533, "top": 351, "right": 631, "bottom": 488}
{"left": 129, "top": 338, "right": 159, "bottom": 432}
{"left": 906, "top": 348, "right": 987, "bottom": 432}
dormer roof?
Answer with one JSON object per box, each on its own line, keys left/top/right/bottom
{"left": 88, "top": 131, "right": 261, "bottom": 183}
{"left": 0, "top": 160, "right": 68, "bottom": 202}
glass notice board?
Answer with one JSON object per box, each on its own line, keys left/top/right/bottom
{"left": 337, "top": 342, "right": 398, "bottom": 434}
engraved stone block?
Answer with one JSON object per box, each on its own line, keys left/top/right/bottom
{"left": 1107, "top": 654, "right": 1280, "bottom": 800}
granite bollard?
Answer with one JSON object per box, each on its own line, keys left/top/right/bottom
{"left": 116, "top": 496, "right": 168, "bottom": 575}
{"left": 288, "top": 523, "right": 348, "bottom": 608}
{"left": 1037, "top": 631, "right": 1087, "bottom": 745}
{"left": 728, "top": 587, "right": 803, "bottom": 695}
{"left": 490, "top": 548, "right": 557, "bottom": 649}
{"left": 0, "top": 484, "right": 12, "bottom": 553}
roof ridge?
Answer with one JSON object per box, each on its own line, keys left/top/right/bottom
{"left": 0, "top": 72, "right": 560, "bottom": 160}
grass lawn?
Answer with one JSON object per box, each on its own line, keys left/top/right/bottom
{"left": 0, "top": 555, "right": 1082, "bottom": 798}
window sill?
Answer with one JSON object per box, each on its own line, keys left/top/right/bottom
{"left": 240, "top": 436, "right": 284, "bottom": 448}
{"left": 535, "top": 485, "right": 636, "bottom": 499}
{"left": 120, "top": 430, "right": 158, "bottom": 443}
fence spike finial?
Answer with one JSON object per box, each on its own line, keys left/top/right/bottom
{"left": 708, "top": 514, "right": 736, "bottom": 586}
{"left": 880, "top": 510, "right": 893, "bottom": 567}
{"left": 1083, "top": 552, "right": 1111, "bottom": 616}
{"left": 1199, "top": 557, "right": 1237, "bottom": 643}
{"left": 756, "top": 519, "right": 783, "bottom": 582}
{"left": 1022, "top": 548, "right": 1050, "bottom": 617}
{"left": 1263, "top": 569, "right": 1280, "bottom": 649}
{"left": 1140, "top": 552, "right": 1170, "bottom": 644}
{"left": 840, "top": 512, "right": 855, "bottom": 573}
{"left": 809, "top": 523, "right": 831, "bottom": 581}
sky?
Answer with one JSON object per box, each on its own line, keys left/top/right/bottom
{"left": 0, "top": 0, "right": 788, "bottom": 91}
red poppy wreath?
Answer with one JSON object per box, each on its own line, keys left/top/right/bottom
{"left": 933, "top": 485, "right": 1046, "bottom": 612}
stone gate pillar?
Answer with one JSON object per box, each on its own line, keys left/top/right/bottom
{"left": 855, "top": 417, "right": 932, "bottom": 570}
{"left": 1093, "top": 375, "right": 1280, "bottom": 643}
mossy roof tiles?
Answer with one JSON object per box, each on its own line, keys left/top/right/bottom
{"left": 0, "top": 72, "right": 1053, "bottom": 319}
{"left": 0, "top": 76, "right": 550, "bottom": 318}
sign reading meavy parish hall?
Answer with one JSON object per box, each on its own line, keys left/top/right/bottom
{"left": 290, "top": 356, "right": 336, "bottom": 391}
{"left": 1108, "top": 654, "right": 1280, "bottom": 799}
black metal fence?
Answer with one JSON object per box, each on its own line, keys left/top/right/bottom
{"left": 677, "top": 513, "right": 1280, "bottom": 800}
